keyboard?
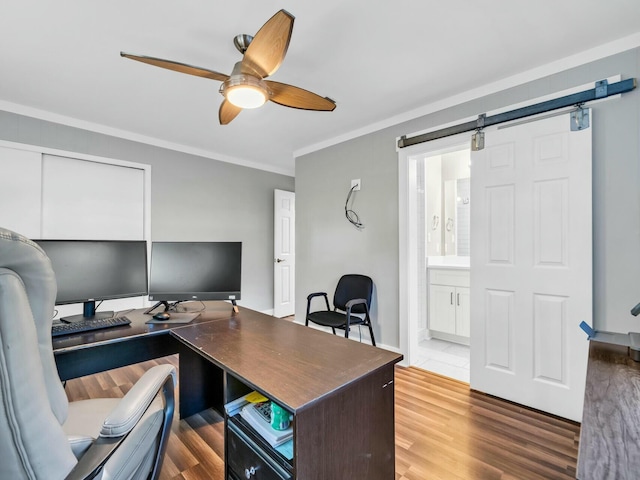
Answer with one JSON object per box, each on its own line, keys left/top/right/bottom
{"left": 51, "top": 316, "right": 131, "bottom": 337}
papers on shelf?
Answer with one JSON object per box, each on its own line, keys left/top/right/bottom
{"left": 225, "top": 391, "right": 293, "bottom": 448}
{"left": 224, "top": 391, "right": 268, "bottom": 417}
{"left": 240, "top": 402, "right": 293, "bottom": 448}
{"left": 275, "top": 438, "right": 294, "bottom": 460}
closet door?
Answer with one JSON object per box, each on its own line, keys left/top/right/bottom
{"left": 41, "top": 155, "right": 145, "bottom": 240}
{"left": 0, "top": 146, "right": 42, "bottom": 237}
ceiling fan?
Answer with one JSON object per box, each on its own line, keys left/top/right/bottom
{"left": 121, "top": 9, "right": 336, "bottom": 125}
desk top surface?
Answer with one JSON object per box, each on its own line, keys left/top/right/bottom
{"left": 577, "top": 340, "right": 640, "bottom": 480}
{"left": 51, "top": 302, "right": 228, "bottom": 352}
{"left": 53, "top": 302, "right": 403, "bottom": 412}
{"left": 171, "top": 306, "right": 403, "bottom": 412}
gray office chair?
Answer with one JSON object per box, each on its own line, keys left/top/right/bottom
{"left": 0, "top": 227, "right": 176, "bottom": 480}
{"left": 306, "top": 274, "right": 376, "bottom": 346}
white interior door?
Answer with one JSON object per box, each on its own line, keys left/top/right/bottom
{"left": 274, "top": 189, "right": 295, "bottom": 318}
{"left": 470, "top": 112, "right": 592, "bottom": 421}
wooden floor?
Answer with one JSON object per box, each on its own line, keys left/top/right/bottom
{"left": 65, "top": 356, "right": 580, "bottom": 480}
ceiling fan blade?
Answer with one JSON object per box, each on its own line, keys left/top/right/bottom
{"left": 240, "top": 10, "right": 294, "bottom": 78}
{"left": 219, "top": 99, "right": 242, "bottom": 125}
{"left": 265, "top": 81, "right": 336, "bottom": 111}
{"left": 121, "top": 52, "right": 229, "bottom": 82}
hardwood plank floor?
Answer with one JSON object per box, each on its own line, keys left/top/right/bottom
{"left": 394, "top": 367, "right": 579, "bottom": 480}
{"left": 64, "top": 357, "right": 580, "bottom": 479}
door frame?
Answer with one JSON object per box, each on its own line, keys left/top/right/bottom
{"left": 398, "top": 133, "right": 472, "bottom": 366}
{"left": 398, "top": 76, "right": 617, "bottom": 370}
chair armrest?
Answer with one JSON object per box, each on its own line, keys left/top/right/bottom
{"left": 65, "top": 436, "right": 124, "bottom": 480}
{"left": 101, "top": 364, "right": 176, "bottom": 437}
{"left": 306, "top": 291, "right": 331, "bottom": 316}
{"left": 345, "top": 299, "right": 369, "bottom": 330}
{"left": 306, "top": 291, "right": 328, "bottom": 302}
{"left": 345, "top": 298, "right": 367, "bottom": 311}
{"left": 64, "top": 365, "right": 176, "bottom": 480}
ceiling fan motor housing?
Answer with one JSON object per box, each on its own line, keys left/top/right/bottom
{"left": 220, "top": 62, "right": 269, "bottom": 108}
{"left": 233, "top": 34, "right": 254, "bottom": 54}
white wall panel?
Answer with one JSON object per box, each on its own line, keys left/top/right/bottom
{"left": 533, "top": 294, "right": 567, "bottom": 385}
{"left": 485, "top": 289, "right": 514, "bottom": 371}
{"left": 487, "top": 185, "right": 515, "bottom": 264}
{"left": 534, "top": 179, "right": 569, "bottom": 267}
{"left": 280, "top": 265, "right": 291, "bottom": 303}
{"left": 280, "top": 217, "right": 291, "bottom": 254}
{"left": 534, "top": 133, "right": 568, "bottom": 165}
{"left": 487, "top": 143, "right": 515, "bottom": 172}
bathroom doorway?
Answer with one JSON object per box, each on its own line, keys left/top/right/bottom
{"left": 407, "top": 143, "right": 471, "bottom": 382}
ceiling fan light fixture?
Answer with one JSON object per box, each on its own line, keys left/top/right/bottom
{"left": 222, "top": 75, "right": 269, "bottom": 109}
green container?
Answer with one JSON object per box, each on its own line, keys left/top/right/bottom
{"left": 270, "top": 402, "right": 291, "bottom": 430}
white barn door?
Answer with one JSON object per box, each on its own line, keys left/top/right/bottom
{"left": 470, "top": 112, "right": 592, "bottom": 421}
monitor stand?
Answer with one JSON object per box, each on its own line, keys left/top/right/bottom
{"left": 144, "top": 301, "right": 170, "bottom": 315}
{"left": 61, "top": 300, "right": 114, "bottom": 323}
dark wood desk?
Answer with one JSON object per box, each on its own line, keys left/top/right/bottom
{"left": 54, "top": 303, "right": 403, "bottom": 479}
{"left": 172, "top": 312, "right": 402, "bottom": 480}
{"left": 577, "top": 341, "right": 640, "bottom": 479}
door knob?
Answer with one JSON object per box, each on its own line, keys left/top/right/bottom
{"left": 276, "top": 258, "right": 285, "bottom": 263}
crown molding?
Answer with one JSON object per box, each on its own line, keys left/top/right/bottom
{"left": 0, "top": 100, "right": 295, "bottom": 177}
{"left": 294, "top": 31, "right": 640, "bottom": 160}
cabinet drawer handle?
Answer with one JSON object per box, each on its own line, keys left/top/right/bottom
{"left": 245, "top": 466, "right": 256, "bottom": 478}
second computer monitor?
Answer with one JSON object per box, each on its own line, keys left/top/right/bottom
{"left": 148, "top": 241, "right": 242, "bottom": 304}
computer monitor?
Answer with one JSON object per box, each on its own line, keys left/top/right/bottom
{"left": 34, "top": 239, "right": 148, "bottom": 322}
{"left": 147, "top": 241, "right": 242, "bottom": 313}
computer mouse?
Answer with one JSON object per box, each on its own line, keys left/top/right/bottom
{"left": 153, "top": 311, "right": 171, "bottom": 321}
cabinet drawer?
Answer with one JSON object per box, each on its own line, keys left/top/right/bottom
{"left": 428, "top": 268, "right": 469, "bottom": 287}
{"left": 227, "top": 421, "right": 292, "bottom": 480}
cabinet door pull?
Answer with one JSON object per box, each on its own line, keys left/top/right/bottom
{"left": 457, "top": 293, "right": 460, "bottom": 306}
{"left": 450, "top": 292, "right": 453, "bottom": 305}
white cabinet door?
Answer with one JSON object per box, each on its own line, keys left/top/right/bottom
{"left": 455, "top": 287, "right": 470, "bottom": 338}
{"left": 428, "top": 268, "right": 470, "bottom": 339}
{"left": 429, "top": 284, "right": 456, "bottom": 334}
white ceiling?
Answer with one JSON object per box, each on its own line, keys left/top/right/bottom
{"left": 1, "top": 1, "right": 639, "bottom": 176}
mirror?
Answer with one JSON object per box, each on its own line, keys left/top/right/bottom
{"left": 425, "top": 148, "right": 470, "bottom": 256}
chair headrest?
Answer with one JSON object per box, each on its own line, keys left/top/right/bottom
{"left": 0, "top": 228, "right": 56, "bottom": 328}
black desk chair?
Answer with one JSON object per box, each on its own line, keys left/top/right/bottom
{"left": 305, "top": 274, "right": 376, "bottom": 346}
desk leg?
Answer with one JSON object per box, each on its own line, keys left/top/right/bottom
{"left": 177, "top": 342, "right": 224, "bottom": 418}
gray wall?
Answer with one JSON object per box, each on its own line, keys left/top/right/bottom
{"left": 0, "top": 111, "right": 294, "bottom": 312}
{"left": 296, "top": 47, "right": 640, "bottom": 347}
